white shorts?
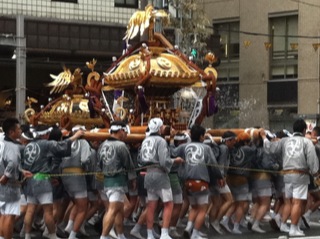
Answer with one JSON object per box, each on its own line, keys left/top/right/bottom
{"left": 67, "top": 190, "right": 87, "bottom": 199}
{"left": 285, "top": 183, "right": 308, "bottom": 200}
{"left": 27, "top": 192, "right": 53, "bottom": 205}
{"left": 147, "top": 188, "right": 173, "bottom": 203}
{"left": 0, "top": 199, "right": 20, "bottom": 216}
{"left": 104, "top": 187, "right": 126, "bottom": 203}
{"left": 188, "top": 194, "right": 209, "bottom": 206}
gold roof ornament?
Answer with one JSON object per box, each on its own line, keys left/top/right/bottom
{"left": 46, "top": 66, "right": 72, "bottom": 94}
{"left": 123, "top": 4, "right": 170, "bottom": 43}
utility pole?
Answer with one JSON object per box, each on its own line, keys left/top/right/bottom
{"left": 15, "top": 15, "right": 26, "bottom": 122}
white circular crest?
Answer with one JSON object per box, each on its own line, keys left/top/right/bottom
{"left": 100, "top": 144, "right": 116, "bottom": 166}
{"left": 141, "top": 138, "right": 156, "bottom": 162}
{"left": 285, "top": 138, "right": 302, "bottom": 158}
{"left": 24, "top": 143, "right": 40, "bottom": 166}
{"left": 232, "top": 148, "right": 245, "bottom": 166}
{"left": 185, "top": 144, "right": 204, "bottom": 166}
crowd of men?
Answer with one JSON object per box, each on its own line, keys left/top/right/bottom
{"left": 0, "top": 117, "right": 320, "bottom": 239}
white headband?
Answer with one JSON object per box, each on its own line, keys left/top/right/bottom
{"left": 124, "top": 125, "right": 130, "bottom": 134}
{"left": 109, "top": 124, "right": 128, "bottom": 133}
{"left": 222, "top": 136, "right": 236, "bottom": 142}
{"left": 174, "top": 134, "right": 188, "bottom": 141}
{"left": 21, "top": 132, "right": 33, "bottom": 141}
{"left": 32, "top": 127, "right": 53, "bottom": 138}
{"left": 283, "top": 129, "right": 293, "bottom": 137}
{"left": 72, "top": 125, "right": 86, "bottom": 133}
{"left": 265, "top": 130, "right": 276, "bottom": 139}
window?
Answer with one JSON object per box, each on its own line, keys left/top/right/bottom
{"left": 270, "top": 15, "right": 298, "bottom": 80}
{"left": 115, "top": 0, "right": 138, "bottom": 8}
{"left": 267, "top": 80, "right": 297, "bottom": 105}
{"left": 213, "top": 21, "right": 239, "bottom": 81}
{"left": 213, "top": 22, "right": 240, "bottom": 61}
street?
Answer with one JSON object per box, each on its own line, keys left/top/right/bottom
{"left": 13, "top": 211, "right": 320, "bottom": 239}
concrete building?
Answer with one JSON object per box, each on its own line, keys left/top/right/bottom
{"left": 201, "top": 0, "right": 320, "bottom": 131}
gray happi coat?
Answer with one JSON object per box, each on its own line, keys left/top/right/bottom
{"left": 173, "top": 141, "right": 222, "bottom": 185}
{"left": 98, "top": 138, "right": 136, "bottom": 188}
{"left": 60, "top": 139, "right": 92, "bottom": 193}
{"left": 140, "top": 134, "right": 174, "bottom": 191}
{"left": 22, "top": 138, "right": 72, "bottom": 196}
{"left": 264, "top": 133, "right": 319, "bottom": 184}
{"left": 0, "top": 138, "right": 22, "bottom": 202}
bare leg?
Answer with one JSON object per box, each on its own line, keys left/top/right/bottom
{"left": 24, "top": 204, "right": 37, "bottom": 234}
{"left": 161, "top": 201, "right": 173, "bottom": 229}
{"left": 0, "top": 214, "right": 16, "bottom": 239}
{"left": 146, "top": 200, "right": 158, "bottom": 230}
{"left": 42, "top": 204, "right": 56, "bottom": 234}
{"left": 193, "top": 204, "right": 208, "bottom": 230}
{"left": 101, "top": 202, "right": 123, "bottom": 237}
{"left": 281, "top": 198, "right": 291, "bottom": 224}
{"left": 72, "top": 197, "right": 88, "bottom": 233}
{"left": 291, "top": 199, "right": 305, "bottom": 225}
{"left": 217, "top": 192, "right": 233, "bottom": 221}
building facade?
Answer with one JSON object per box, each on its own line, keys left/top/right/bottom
{"left": 202, "top": 0, "right": 320, "bottom": 131}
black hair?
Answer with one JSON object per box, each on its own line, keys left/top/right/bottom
{"left": 49, "top": 126, "right": 62, "bottom": 141}
{"left": 313, "top": 126, "right": 320, "bottom": 137}
{"left": 190, "top": 124, "right": 206, "bottom": 142}
{"left": 20, "top": 124, "right": 30, "bottom": 133}
{"left": 2, "top": 117, "right": 19, "bottom": 135}
{"left": 34, "top": 124, "right": 50, "bottom": 132}
{"left": 275, "top": 130, "right": 288, "bottom": 139}
{"left": 293, "top": 118, "right": 307, "bottom": 133}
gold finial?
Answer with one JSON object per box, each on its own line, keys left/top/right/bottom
{"left": 86, "top": 58, "right": 97, "bottom": 71}
{"left": 204, "top": 52, "right": 217, "bottom": 66}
